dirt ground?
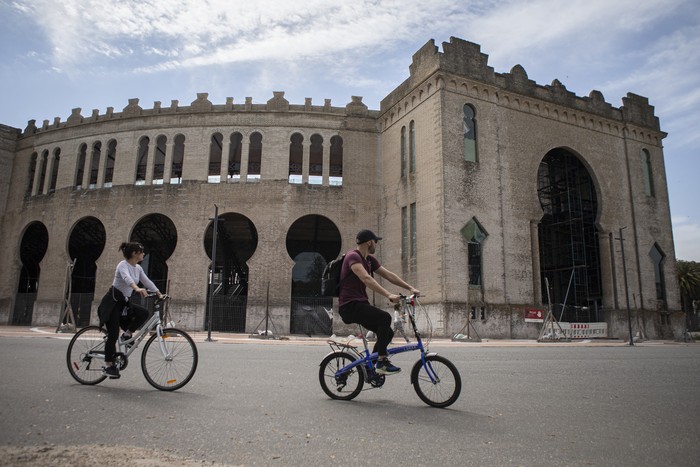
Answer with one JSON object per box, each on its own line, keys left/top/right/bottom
{"left": 0, "top": 445, "right": 231, "bottom": 466}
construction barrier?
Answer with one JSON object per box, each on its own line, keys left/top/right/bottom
{"left": 558, "top": 322, "right": 608, "bottom": 339}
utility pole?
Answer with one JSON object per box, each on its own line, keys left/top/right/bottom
{"left": 616, "top": 227, "right": 634, "bottom": 346}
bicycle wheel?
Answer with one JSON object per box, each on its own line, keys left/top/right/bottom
{"left": 66, "top": 326, "right": 108, "bottom": 385}
{"left": 141, "top": 328, "right": 198, "bottom": 391}
{"left": 319, "top": 351, "right": 364, "bottom": 401}
{"left": 411, "top": 355, "right": 461, "bottom": 408}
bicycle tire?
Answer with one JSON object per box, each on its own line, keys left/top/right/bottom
{"left": 411, "top": 355, "right": 461, "bottom": 408}
{"left": 66, "top": 326, "right": 108, "bottom": 385}
{"left": 141, "top": 328, "right": 198, "bottom": 391}
{"left": 319, "top": 351, "right": 364, "bottom": 401}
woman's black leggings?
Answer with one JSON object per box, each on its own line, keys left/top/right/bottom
{"left": 104, "top": 299, "right": 149, "bottom": 363}
{"left": 339, "top": 301, "right": 394, "bottom": 357}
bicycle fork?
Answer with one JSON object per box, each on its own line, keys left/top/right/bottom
{"left": 155, "top": 324, "right": 174, "bottom": 361}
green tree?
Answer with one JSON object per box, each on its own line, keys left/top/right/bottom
{"left": 676, "top": 260, "right": 700, "bottom": 331}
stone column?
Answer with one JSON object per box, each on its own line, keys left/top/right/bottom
{"left": 31, "top": 154, "right": 44, "bottom": 195}
{"left": 322, "top": 135, "right": 330, "bottom": 186}
{"left": 145, "top": 140, "right": 156, "bottom": 185}
{"left": 43, "top": 154, "right": 55, "bottom": 194}
{"left": 163, "top": 141, "right": 174, "bottom": 184}
{"left": 302, "top": 141, "right": 310, "bottom": 184}
{"left": 81, "top": 151, "right": 91, "bottom": 189}
{"left": 240, "top": 138, "right": 249, "bottom": 181}
{"left": 220, "top": 136, "right": 231, "bottom": 182}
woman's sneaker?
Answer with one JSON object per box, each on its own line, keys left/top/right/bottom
{"left": 102, "top": 365, "right": 120, "bottom": 379}
{"left": 376, "top": 359, "right": 401, "bottom": 375}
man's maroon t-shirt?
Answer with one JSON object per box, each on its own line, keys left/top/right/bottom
{"left": 338, "top": 249, "right": 381, "bottom": 307}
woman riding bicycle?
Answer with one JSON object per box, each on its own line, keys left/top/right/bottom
{"left": 97, "top": 242, "right": 162, "bottom": 379}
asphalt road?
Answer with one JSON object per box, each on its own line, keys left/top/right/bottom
{"left": 1, "top": 333, "right": 699, "bottom": 466}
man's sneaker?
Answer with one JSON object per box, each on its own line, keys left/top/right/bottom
{"left": 376, "top": 359, "right": 401, "bottom": 375}
{"left": 102, "top": 365, "right": 121, "bottom": 379}
{"left": 120, "top": 333, "right": 132, "bottom": 349}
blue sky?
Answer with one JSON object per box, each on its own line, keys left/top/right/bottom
{"left": 1, "top": 0, "right": 698, "bottom": 261}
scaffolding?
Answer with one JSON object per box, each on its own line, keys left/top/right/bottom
{"left": 537, "top": 150, "right": 602, "bottom": 323}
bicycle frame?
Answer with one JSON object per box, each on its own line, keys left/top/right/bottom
{"left": 328, "top": 295, "right": 442, "bottom": 384}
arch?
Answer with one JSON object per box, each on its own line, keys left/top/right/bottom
{"left": 285, "top": 214, "right": 341, "bottom": 336}
{"left": 104, "top": 139, "right": 117, "bottom": 187}
{"left": 203, "top": 212, "right": 258, "bottom": 332}
{"left": 209, "top": 132, "right": 223, "bottom": 183}
{"left": 88, "top": 141, "right": 101, "bottom": 188}
{"left": 37, "top": 150, "right": 48, "bottom": 194}
{"left": 309, "top": 133, "right": 323, "bottom": 184}
{"left": 649, "top": 243, "right": 666, "bottom": 307}
{"left": 13, "top": 221, "right": 49, "bottom": 325}
{"left": 247, "top": 132, "right": 262, "bottom": 181}
{"left": 48, "top": 148, "right": 60, "bottom": 193}
{"left": 641, "top": 148, "right": 655, "bottom": 197}
{"left": 463, "top": 104, "right": 478, "bottom": 162}
{"left": 130, "top": 213, "right": 177, "bottom": 293}
{"left": 409, "top": 120, "right": 416, "bottom": 173}
{"left": 228, "top": 132, "right": 243, "bottom": 181}
{"left": 135, "top": 136, "right": 149, "bottom": 185}
{"left": 67, "top": 216, "right": 106, "bottom": 326}
{"left": 460, "top": 217, "right": 488, "bottom": 287}
{"left": 537, "top": 148, "right": 602, "bottom": 322}
{"left": 26, "top": 152, "right": 37, "bottom": 196}
{"left": 288, "top": 132, "right": 303, "bottom": 184}
{"left": 329, "top": 135, "right": 343, "bottom": 186}
{"left": 75, "top": 144, "right": 87, "bottom": 189}
{"left": 400, "top": 125, "right": 407, "bottom": 177}
{"left": 171, "top": 134, "right": 185, "bottom": 183}
{"left": 153, "top": 135, "right": 166, "bottom": 184}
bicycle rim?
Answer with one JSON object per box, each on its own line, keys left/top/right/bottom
{"left": 411, "top": 355, "right": 461, "bottom": 408}
{"left": 141, "top": 328, "right": 198, "bottom": 391}
{"left": 66, "top": 326, "right": 108, "bottom": 385}
{"left": 319, "top": 352, "right": 364, "bottom": 400}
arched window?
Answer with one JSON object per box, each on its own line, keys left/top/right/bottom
{"left": 228, "top": 132, "right": 242, "bottom": 181}
{"left": 135, "top": 137, "right": 149, "bottom": 185}
{"left": 26, "top": 152, "right": 37, "bottom": 196}
{"left": 171, "top": 134, "right": 185, "bottom": 183}
{"left": 248, "top": 132, "right": 262, "bottom": 181}
{"left": 75, "top": 144, "right": 87, "bottom": 189}
{"left": 409, "top": 120, "right": 416, "bottom": 173}
{"left": 650, "top": 243, "right": 666, "bottom": 305}
{"left": 49, "top": 148, "right": 60, "bottom": 193}
{"left": 309, "top": 134, "right": 323, "bottom": 185}
{"left": 37, "top": 150, "right": 48, "bottom": 194}
{"left": 463, "top": 104, "right": 477, "bottom": 162}
{"left": 89, "top": 142, "right": 101, "bottom": 188}
{"left": 104, "top": 140, "right": 117, "bottom": 187}
{"left": 461, "top": 217, "right": 487, "bottom": 287}
{"left": 209, "top": 133, "right": 223, "bottom": 183}
{"left": 288, "top": 133, "right": 303, "bottom": 184}
{"left": 153, "top": 135, "right": 166, "bottom": 184}
{"left": 329, "top": 135, "right": 343, "bottom": 186}
{"left": 641, "top": 149, "right": 655, "bottom": 197}
{"left": 400, "top": 126, "right": 407, "bottom": 177}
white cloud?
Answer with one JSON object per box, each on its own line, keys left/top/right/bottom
{"left": 672, "top": 217, "right": 700, "bottom": 262}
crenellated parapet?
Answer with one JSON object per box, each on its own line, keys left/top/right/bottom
{"left": 382, "top": 36, "right": 662, "bottom": 133}
{"left": 18, "top": 92, "right": 377, "bottom": 138}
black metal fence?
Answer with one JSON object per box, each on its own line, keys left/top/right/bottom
{"left": 12, "top": 293, "right": 36, "bottom": 325}
{"left": 290, "top": 297, "right": 333, "bottom": 336}
{"left": 205, "top": 295, "right": 247, "bottom": 332}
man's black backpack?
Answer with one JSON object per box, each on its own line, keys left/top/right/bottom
{"left": 320, "top": 254, "right": 346, "bottom": 297}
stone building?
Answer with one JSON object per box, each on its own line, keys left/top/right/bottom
{"left": 0, "top": 37, "right": 683, "bottom": 339}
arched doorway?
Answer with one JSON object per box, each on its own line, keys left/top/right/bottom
{"left": 204, "top": 213, "right": 258, "bottom": 332}
{"left": 13, "top": 222, "right": 49, "bottom": 325}
{"left": 537, "top": 148, "right": 602, "bottom": 322}
{"left": 286, "top": 215, "right": 341, "bottom": 336}
{"left": 68, "top": 217, "right": 106, "bottom": 326}
{"left": 130, "top": 214, "right": 177, "bottom": 300}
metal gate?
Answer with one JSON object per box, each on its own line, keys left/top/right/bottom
{"left": 290, "top": 297, "right": 333, "bottom": 336}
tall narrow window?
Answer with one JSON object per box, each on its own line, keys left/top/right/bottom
{"left": 463, "top": 104, "right": 477, "bottom": 162}
{"left": 400, "top": 126, "right": 407, "bottom": 177}
{"left": 248, "top": 132, "right": 262, "bottom": 181}
{"left": 49, "top": 148, "right": 60, "bottom": 193}
{"left": 309, "top": 134, "right": 323, "bottom": 185}
{"left": 650, "top": 244, "right": 666, "bottom": 305}
{"left": 135, "top": 137, "right": 149, "bottom": 185}
{"left": 401, "top": 206, "right": 408, "bottom": 260}
{"left": 641, "top": 149, "right": 655, "bottom": 197}
{"left": 89, "top": 142, "right": 101, "bottom": 188}
{"left": 37, "top": 150, "right": 48, "bottom": 194}
{"left": 209, "top": 133, "right": 223, "bottom": 183}
{"left": 171, "top": 134, "right": 185, "bottom": 183}
{"left": 461, "top": 217, "right": 487, "bottom": 287}
{"left": 26, "top": 152, "right": 37, "bottom": 196}
{"left": 153, "top": 135, "right": 166, "bottom": 184}
{"left": 288, "top": 133, "right": 303, "bottom": 184}
{"left": 75, "top": 144, "right": 87, "bottom": 189}
{"left": 329, "top": 135, "right": 343, "bottom": 186}
{"left": 410, "top": 202, "right": 417, "bottom": 258}
{"left": 104, "top": 140, "right": 117, "bottom": 187}
{"left": 228, "top": 132, "right": 242, "bottom": 181}
{"left": 409, "top": 121, "right": 416, "bottom": 173}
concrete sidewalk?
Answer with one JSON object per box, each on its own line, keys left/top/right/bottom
{"left": 0, "top": 325, "right": 689, "bottom": 347}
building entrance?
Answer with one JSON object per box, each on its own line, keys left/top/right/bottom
{"left": 13, "top": 222, "right": 49, "bottom": 325}
{"left": 68, "top": 217, "right": 106, "bottom": 326}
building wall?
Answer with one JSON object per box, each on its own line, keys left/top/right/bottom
{"left": 0, "top": 37, "right": 683, "bottom": 338}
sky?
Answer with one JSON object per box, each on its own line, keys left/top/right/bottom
{"left": 1, "top": 0, "right": 698, "bottom": 261}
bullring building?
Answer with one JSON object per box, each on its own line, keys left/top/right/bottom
{"left": 0, "top": 37, "right": 682, "bottom": 339}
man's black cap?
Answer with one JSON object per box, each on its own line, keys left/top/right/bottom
{"left": 356, "top": 229, "right": 382, "bottom": 244}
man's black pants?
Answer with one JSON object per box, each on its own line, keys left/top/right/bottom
{"left": 339, "top": 301, "right": 394, "bottom": 357}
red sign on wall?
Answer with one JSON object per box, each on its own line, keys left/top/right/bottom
{"left": 524, "top": 308, "right": 546, "bottom": 323}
